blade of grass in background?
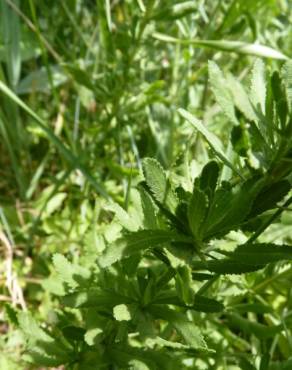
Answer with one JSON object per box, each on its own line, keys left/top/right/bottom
{"left": 0, "top": 0, "right": 27, "bottom": 198}
{"left": 1, "top": 0, "right": 21, "bottom": 88}
{"left": 0, "top": 80, "right": 109, "bottom": 199}
{"left": 153, "top": 32, "right": 289, "bottom": 60}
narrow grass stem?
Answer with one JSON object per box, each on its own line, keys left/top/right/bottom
{"left": 247, "top": 195, "right": 292, "bottom": 243}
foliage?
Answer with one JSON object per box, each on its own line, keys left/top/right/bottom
{"left": 1, "top": 1, "right": 292, "bottom": 369}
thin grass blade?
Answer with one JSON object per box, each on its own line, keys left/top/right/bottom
{"left": 153, "top": 33, "right": 289, "bottom": 60}
{"left": 0, "top": 80, "right": 109, "bottom": 198}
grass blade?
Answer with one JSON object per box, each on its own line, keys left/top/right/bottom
{"left": 153, "top": 33, "right": 289, "bottom": 60}
{"left": 0, "top": 0, "right": 21, "bottom": 87}
{"left": 0, "top": 80, "right": 109, "bottom": 198}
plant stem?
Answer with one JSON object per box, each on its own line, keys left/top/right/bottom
{"left": 247, "top": 195, "right": 292, "bottom": 243}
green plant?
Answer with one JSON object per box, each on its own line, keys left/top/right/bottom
{"left": 10, "top": 59, "right": 292, "bottom": 370}
{"left": 1, "top": 1, "right": 292, "bottom": 369}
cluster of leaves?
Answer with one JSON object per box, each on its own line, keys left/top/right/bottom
{"left": 9, "top": 61, "right": 292, "bottom": 369}
{"left": 0, "top": 0, "right": 291, "bottom": 201}
{"left": 1, "top": 1, "right": 292, "bottom": 370}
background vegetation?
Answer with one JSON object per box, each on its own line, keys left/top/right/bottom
{"left": 1, "top": 0, "right": 292, "bottom": 369}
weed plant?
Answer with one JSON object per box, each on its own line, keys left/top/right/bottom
{"left": 0, "top": 1, "right": 292, "bottom": 369}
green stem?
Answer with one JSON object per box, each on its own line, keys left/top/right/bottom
{"left": 247, "top": 195, "right": 292, "bottom": 243}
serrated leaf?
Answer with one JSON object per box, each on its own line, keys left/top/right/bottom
{"left": 149, "top": 306, "right": 209, "bottom": 351}
{"left": 41, "top": 274, "right": 66, "bottom": 296}
{"left": 199, "top": 160, "right": 220, "bottom": 196}
{"left": 52, "top": 254, "right": 90, "bottom": 289}
{"left": 194, "top": 241, "right": 292, "bottom": 274}
{"left": 250, "top": 59, "right": 266, "bottom": 114}
{"left": 271, "top": 71, "right": 288, "bottom": 129}
{"left": 18, "top": 312, "right": 72, "bottom": 366}
{"left": 282, "top": 61, "right": 292, "bottom": 112}
{"left": 248, "top": 122, "right": 271, "bottom": 164}
{"left": 192, "top": 259, "right": 265, "bottom": 274}
{"left": 18, "top": 311, "right": 53, "bottom": 344}
{"left": 142, "top": 158, "right": 177, "bottom": 212}
{"left": 226, "top": 73, "right": 257, "bottom": 121}
{"left": 249, "top": 180, "right": 291, "bottom": 217}
{"left": 145, "top": 336, "right": 190, "bottom": 350}
{"left": 179, "top": 108, "right": 244, "bottom": 179}
{"left": 139, "top": 186, "right": 158, "bottom": 229}
{"left": 194, "top": 243, "right": 292, "bottom": 275}
{"left": 232, "top": 243, "right": 292, "bottom": 265}
{"left": 52, "top": 254, "right": 77, "bottom": 289}
{"left": 171, "top": 318, "right": 209, "bottom": 351}
{"left": 99, "top": 229, "right": 192, "bottom": 267}
{"left": 83, "top": 228, "right": 105, "bottom": 265}
{"left": 175, "top": 265, "right": 194, "bottom": 305}
{"left": 105, "top": 202, "right": 139, "bottom": 231}
{"left": 187, "top": 187, "right": 208, "bottom": 239}
{"left": 208, "top": 61, "right": 237, "bottom": 124}
{"left": 23, "top": 351, "right": 69, "bottom": 367}
{"left": 203, "top": 177, "right": 264, "bottom": 239}
{"left": 192, "top": 295, "right": 224, "bottom": 313}
{"left": 265, "top": 73, "right": 275, "bottom": 144}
